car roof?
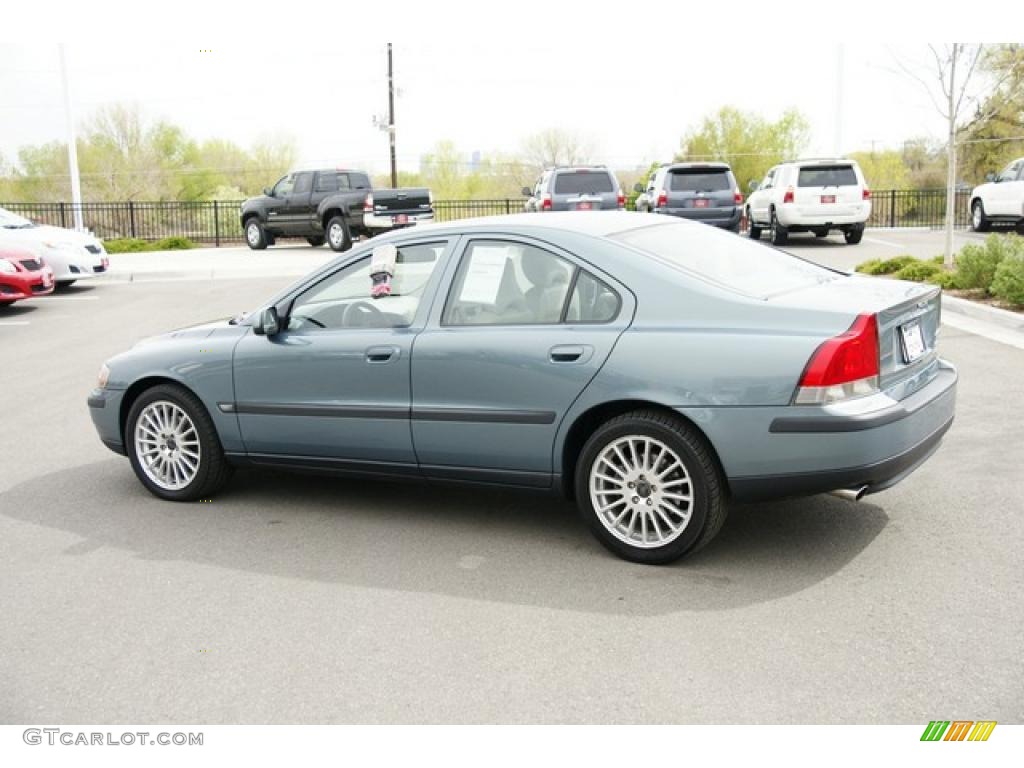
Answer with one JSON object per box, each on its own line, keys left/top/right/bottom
{"left": 664, "top": 162, "right": 731, "bottom": 170}
{"left": 377, "top": 211, "right": 663, "bottom": 241}
{"left": 782, "top": 157, "right": 858, "bottom": 166}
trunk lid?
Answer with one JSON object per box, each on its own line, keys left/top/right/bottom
{"left": 369, "top": 187, "right": 432, "bottom": 215}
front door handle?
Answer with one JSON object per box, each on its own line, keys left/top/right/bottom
{"left": 549, "top": 344, "right": 589, "bottom": 363}
{"left": 365, "top": 345, "right": 400, "bottom": 363}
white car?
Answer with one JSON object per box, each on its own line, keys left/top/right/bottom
{"left": 0, "top": 206, "right": 109, "bottom": 286}
{"left": 969, "top": 157, "right": 1024, "bottom": 232}
{"left": 746, "top": 158, "right": 871, "bottom": 245}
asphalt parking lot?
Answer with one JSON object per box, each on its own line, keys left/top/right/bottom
{"left": 1, "top": 229, "right": 1022, "bottom": 724}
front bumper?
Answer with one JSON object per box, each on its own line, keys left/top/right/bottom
{"left": 88, "top": 388, "right": 127, "bottom": 455}
{"left": 0, "top": 267, "right": 55, "bottom": 301}
{"left": 363, "top": 211, "right": 434, "bottom": 230}
{"left": 687, "top": 359, "right": 957, "bottom": 502}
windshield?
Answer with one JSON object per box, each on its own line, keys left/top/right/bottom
{"left": 611, "top": 222, "right": 839, "bottom": 299}
{"left": 0, "top": 207, "right": 36, "bottom": 228}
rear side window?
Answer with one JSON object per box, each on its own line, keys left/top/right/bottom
{"left": 294, "top": 173, "right": 313, "bottom": 194}
{"left": 612, "top": 222, "right": 838, "bottom": 299}
{"left": 349, "top": 172, "right": 371, "bottom": 190}
{"left": 315, "top": 173, "right": 339, "bottom": 193}
{"left": 797, "top": 165, "right": 858, "bottom": 187}
{"left": 669, "top": 169, "right": 731, "bottom": 192}
{"left": 553, "top": 171, "right": 615, "bottom": 195}
{"left": 567, "top": 271, "right": 620, "bottom": 323}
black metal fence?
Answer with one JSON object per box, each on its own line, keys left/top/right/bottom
{"left": 0, "top": 190, "right": 973, "bottom": 246}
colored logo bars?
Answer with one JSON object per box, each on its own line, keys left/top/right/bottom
{"left": 920, "top": 721, "right": 997, "bottom": 742}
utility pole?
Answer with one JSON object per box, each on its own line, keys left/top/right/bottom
{"left": 943, "top": 45, "right": 959, "bottom": 270}
{"left": 58, "top": 44, "right": 84, "bottom": 231}
{"left": 387, "top": 43, "right": 397, "bottom": 188}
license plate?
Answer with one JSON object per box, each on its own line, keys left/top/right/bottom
{"left": 576, "top": 202, "right": 593, "bottom": 211}
{"left": 900, "top": 321, "right": 926, "bottom": 363}
{"left": 394, "top": 214, "right": 408, "bottom": 225}
{"left": 694, "top": 198, "right": 710, "bottom": 208}
{"left": 821, "top": 195, "right": 836, "bottom": 204}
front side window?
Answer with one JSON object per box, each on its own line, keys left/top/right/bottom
{"left": 272, "top": 174, "right": 295, "bottom": 197}
{"left": 761, "top": 169, "right": 776, "bottom": 189}
{"left": 293, "top": 173, "right": 313, "bottom": 195}
{"left": 287, "top": 242, "right": 444, "bottom": 331}
{"left": 444, "top": 241, "right": 574, "bottom": 326}
{"left": 998, "top": 161, "right": 1022, "bottom": 182}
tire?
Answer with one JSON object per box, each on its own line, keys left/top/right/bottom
{"left": 244, "top": 218, "right": 268, "bottom": 250}
{"left": 326, "top": 215, "right": 352, "bottom": 252}
{"left": 971, "top": 200, "right": 991, "bottom": 232}
{"left": 574, "top": 410, "right": 727, "bottom": 565}
{"left": 814, "top": 229, "right": 829, "bottom": 238}
{"left": 306, "top": 236, "right": 325, "bottom": 247}
{"left": 0, "top": 300, "right": 14, "bottom": 307}
{"left": 747, "top": 209, "right": 761, "bottom": 240}
{"left": 844, "top": 225, "right": 864, "bottom": 245}
{"left": 769, "top": 209, "right": 788, "bottom": 245}
{"left": 125, "top": 383, "right": 233, "bottom": 502}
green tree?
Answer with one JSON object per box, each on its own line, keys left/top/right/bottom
{"left": 959, "top": 44, "right": 1024, "bottom": 184}
{"left": 849, "top": 150, "right": 911, "bottom": 189}
{"left": 676, "top": 107, "right": 810, "bottom": 193}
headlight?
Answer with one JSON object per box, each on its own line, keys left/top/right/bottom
{"left": 97, "top": 364, "right": 110, "bottom": 389}
{"left": 0, "top": 260, "right": 16, "bottom": 274}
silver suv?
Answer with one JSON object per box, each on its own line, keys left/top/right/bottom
{"left": 523, "top": 166, "right": 625, "bottom": 212}
{"left": 634, "top": 162, "right": 743, "bottom": 231}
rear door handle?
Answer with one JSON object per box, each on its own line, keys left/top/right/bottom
{"left": 548, "top": 344, "right": 590, "bottom": 363}
{"left": 365, "top": 345, "right": 400, "bottom": 363}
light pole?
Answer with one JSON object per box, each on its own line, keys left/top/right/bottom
{"left": 58, "top": 44, "right": 84, "bottom": 231}
{"left": 387, "top": 43, "right": 397, "bottom": 188}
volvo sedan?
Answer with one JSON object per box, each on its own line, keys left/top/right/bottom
{"left": 88, "top": 213, "right": 956, "bottom": 564}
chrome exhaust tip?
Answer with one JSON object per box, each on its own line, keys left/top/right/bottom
{"left": 829, "top": 485, "right": 868, "bottom": 502}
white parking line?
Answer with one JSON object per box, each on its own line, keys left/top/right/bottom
{"left": 0, "top": 321, "right": 30, "bottom": 326}
{"left": 42, "top": 295, "right": 99, "bottom": 301}
{"left": 863, "top": 236, "right": 904, "bottom": 249}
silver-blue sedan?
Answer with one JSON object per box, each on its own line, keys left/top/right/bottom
{"left": 88, "top": 213, "right": 956, "bottom": 564}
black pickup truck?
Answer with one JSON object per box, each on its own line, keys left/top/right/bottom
{"left": 239, "top": 169, "right": 433, "bottom": 251}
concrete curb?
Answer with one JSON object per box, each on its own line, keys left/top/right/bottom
{"left": 942, "top": 294, "right": 1024, "bottom": 332}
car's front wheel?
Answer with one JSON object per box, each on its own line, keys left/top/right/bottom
{"left": 971, "top": 200, "right": 990, "bottom": 232}
{"left": 575, "top": 410, "right": 727, "bottom": 564}
{"left": 245, "top": 218, "right": 268, "bottom": 250}
{"left": 126, "top": 384, "right": 232, "bottom": 502}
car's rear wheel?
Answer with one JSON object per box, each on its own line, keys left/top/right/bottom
{"left": 575, "top": 410, "right": 727, "bottom": 564}
{"left": 326, "top": 216, "right": 352, "bottom": 252}
{"left": 245, "top": 218, "right": 268, "bottom": 250}
{"left": 747, "top": 208, "right": 761, "bottom": 240}
{"left": 126, "top": 384, "right": 232, "bottom": 502}
{"left": 844, "top": 224, "right": 864, "bottom": 245}
{"left": 971, "top": 200, "right": 991, "bottom": 232}
{"left": 306, "top": 236, "right": 325, "bottom": 247}
{"left": 770, "top": 209, "right": 788, "bottom": 245}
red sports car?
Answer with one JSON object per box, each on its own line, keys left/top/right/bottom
{"left": 0, "top": 247, "right": 55, "bottom": 305}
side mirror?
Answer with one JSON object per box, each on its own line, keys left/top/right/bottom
{"left": 263, "top": 187, "right": 273, "bottom": 196}
{"left": 633, "top": 182, "right": 644, "bottom": 194}
{"left": 521, "top": 186, "right": 532, "bottom": 197}
{"left": 253, "top": 306, "right": 280, "bottom": 336}
{"left": 985, "top": 172, "right": 997, "bottom": 183}
{"left": 748, "top": 180, "right": 759, "bottom": 192}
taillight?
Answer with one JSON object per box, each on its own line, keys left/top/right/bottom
{"left": 541, "top": 194, "right": 552, "bottom": 211}
{"left": 734, "top": 190, "right": 743, "bottom": 204}
{"left": 794, "top": 314, "right": 879, "bottom": 405}
{"left": 656, "top": 190, "right": 668, "bottom": 208}
{"left": 862, "top": 187, "right": 871, "bottom": 200}
{"left": 363, "top": 193, "right": 373, "bottom": 213}
{"left": 617, "top": 191, "right": 625, "bottom": 208}
{"left": 782, "top": 187, "right": 794, "bottom": 204}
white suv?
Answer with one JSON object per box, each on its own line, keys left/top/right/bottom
{"left": 746, "top": 159, "right": 871, "bottom": 245}
{"left": 969, "top": 157, "right": 1024, "bottom": 232}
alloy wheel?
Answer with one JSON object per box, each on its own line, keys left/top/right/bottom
{"left": 134, "top": 400, "right": 202, "bottom": 491}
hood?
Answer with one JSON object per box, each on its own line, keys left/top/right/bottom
{"left": 0, "top": 223, "right": 100, "bottom": 249}
{"left": 133, "top": 318, "right": 241, "bottom": 348}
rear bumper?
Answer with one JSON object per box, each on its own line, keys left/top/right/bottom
{"left": 363, "top": 211, "right": 434, "bottom": 229}
{"left": 655, "top": 207, "right": 741, "bottom": 228}
{"left": 690, "top": 359, "right": 957, "bottom": 502}
{"left": 776, "top": 203, "right": 870, "bottom": 228}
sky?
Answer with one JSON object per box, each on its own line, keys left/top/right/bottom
{"left": 0, "top": 41, "right": 990, "bottom": 177}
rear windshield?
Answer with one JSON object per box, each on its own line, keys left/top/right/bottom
{"left": 669, "top": 169, "right": 731, "bottom": 192}
{"left": 797, "top": 165, "right": 858, "bottom": 187}
{"left": 553, "top": 171, "right": 615, "bottom": 195}
{"left": 611, "top": 222, "right": 838, "bottom": 299}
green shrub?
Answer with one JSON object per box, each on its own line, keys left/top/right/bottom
{"left": 863, "top": 254, "right": 918, "bottom": 275}
{"left": 927, "top": 270, "right": 960, "bottom": 289}
{"left": 956, "top": 233, "right": 1024, "bottom": 293}
{"left": 991, "top": 253, "right": 1024, "bottom": 307}
{"left": 152, "top": 236, "right": 196, "bottom": 251}
{"left": 895, "top": 261, "right": 942, "bottom": 282}
{"left": 855, "top": 259, "right": 882, "bottom": 274}
{"left": 102, "top": 238, "right": 149, "bottom": 253}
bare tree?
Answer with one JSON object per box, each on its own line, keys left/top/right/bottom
{"left": 520, "top": 129, "right": 592, "bottom": 172}
{"left": 894, "top": 44, "right": 1012, "bottom": 267}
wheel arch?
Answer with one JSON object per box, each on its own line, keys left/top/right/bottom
{"left": 321, "top": 207, "right": 347, "bottom": 229}
{"left": 558, "top": 399, "right": 729, "bottom": 501}
{"left": 119, "top": 375, "right": 208, "bottom": 447}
